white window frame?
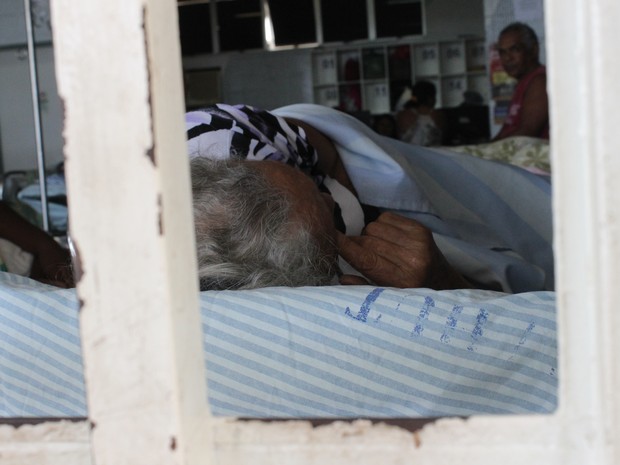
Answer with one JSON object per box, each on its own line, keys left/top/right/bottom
{"left": 1, "top": 0, "right": 619, "bottom": 463}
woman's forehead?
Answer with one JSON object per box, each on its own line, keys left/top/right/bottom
{"left": 252, "top": 160, "right": 313, "bottom": 191}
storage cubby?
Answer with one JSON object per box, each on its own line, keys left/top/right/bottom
{"left": 466, "top": 39, "right": 486, "bottom": 71}
{"left": 312, "top": 38, "right": 487, "bottom": 114}
{"left": 441, "top": 76, "right": 467, "bottom": 107}
{"left": 363, "top": 82, "right": 390, "bottom": 114}
{"left": 337, "top": 50, "right": 361, "bottom": 82}
{"left": 312, "top": 51, "right": 338, "bottom": 85}
{"left": 413, "top": 43, "right": 440, "bottom": 77}
{"left": 362, "top": 47, "right": 387, "bottom": 80}
{"left": 440, "top": 41, "right": 466, "bottom": 75}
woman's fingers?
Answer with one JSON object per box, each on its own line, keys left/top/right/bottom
{"left": 336, "top": 213, "right": 459, "bottom": 289}
{"left": 337, "top": 230, "right": 427, "bottom": 288}
{"left": 338, "top": 274, "right": 370, "bottom": 285}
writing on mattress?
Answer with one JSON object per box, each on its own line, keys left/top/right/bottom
{"left": 344, "top": 288, "right": 540, "bottom": 357}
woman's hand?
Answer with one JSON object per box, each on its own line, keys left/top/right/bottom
{"left": 336, "top": 212, "right": 470, "bottom": 290}
{"left": 0, "top": 201, "right": 74, "bottom": 288}
{"left": 30, "top": 242, "right": 74, "bottom": 288}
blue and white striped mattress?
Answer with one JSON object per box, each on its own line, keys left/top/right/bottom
{"left": 0, "top": 271, "right": 557, "bottom": 418}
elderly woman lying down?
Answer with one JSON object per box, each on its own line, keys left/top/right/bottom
{"left": 187, "top": 104, "right": 553, "bottom": 293}
{"left": 0, "top": 105, "right": 558, "bottom": 419}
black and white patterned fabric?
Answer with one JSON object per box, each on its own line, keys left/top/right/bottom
{"left": 186, "top": 104, "right": 324, "bottom": 184}
{"left": 185, "top": 104, "right": 365, "bottom": 235}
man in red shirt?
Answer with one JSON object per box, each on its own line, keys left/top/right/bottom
{"left": 493, "top": 22, "right": 550, "bottom": 141}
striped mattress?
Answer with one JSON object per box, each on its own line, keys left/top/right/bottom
{"left": 0, "top": 271, "right": 557, "bottom": 418}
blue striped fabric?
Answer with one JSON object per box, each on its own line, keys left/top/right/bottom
{"left": 0, "top": 272, "right": 557, "bottom": 418}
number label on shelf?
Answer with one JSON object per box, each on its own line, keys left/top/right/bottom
{"left": 448, "top": 79, "right": 463, "bottom": 90}
{"left": 422, "top": 47, "right": 436, "bottom": 60}
{"left": 322, "top": 57, "right": 335, "bottom": 70}
{"left": 471, "top": 44, "right": 484, "bottom": 58}
{"left": 446, "top": 47, "right": 461, "bottom": 59}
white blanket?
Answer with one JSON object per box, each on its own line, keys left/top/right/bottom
{"left": 274, "top": 104, "right": 554, "bottom": 293}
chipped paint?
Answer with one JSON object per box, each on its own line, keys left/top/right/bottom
{"left": 142, "top": 5, "right": 156, "bottom": 166}
{"left": 0, "top": 421, "right": 92, "bottom": 464}
{"left": 413, "top": 430, "right": 421, "bottom": 448}
{"left": 158, "top": 194, "right": 164, "bottom": 235}
{"left": 68, "top": 236, "right": 83, "bottom": 283}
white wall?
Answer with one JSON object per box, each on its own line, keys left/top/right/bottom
{"left": 184, "top": 48, "right": 315, "bottom": 111}
{"left": 0, "top": 45, "right": 64, "bottom": 172}
{"left": 0, "top": 0, "right": 53, "bottom": 47}
{"left": 424, "top": 0, "right": 485, "bottom": 38}
{"left": 0, "top": 0, "right": 62, "bottom": 173}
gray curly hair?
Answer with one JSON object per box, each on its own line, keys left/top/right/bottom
{"left": 190, "top": 157, "right": 338, "bottom": 290}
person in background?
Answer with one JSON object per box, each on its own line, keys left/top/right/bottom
{"left": 493, "top": 22, "right": 549, "bottom": 141}
{"left": 372, "top": 113, "right": 398, "bottom": 139}
{"left": 395, "top": 80, "right": 442, "bottom": 146}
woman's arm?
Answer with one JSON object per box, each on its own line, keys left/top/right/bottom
{"left": 493, "top": 74, "right": 549, "bottom": 141}
{"left": 0, "top": 201, "right": 74, "bottom": 287}
{"left": 284, "top": 117, "right": 357, "bottom": 196}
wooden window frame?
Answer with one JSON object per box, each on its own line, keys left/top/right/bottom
{"left": 2, "top": 0, "right": 619, "bottom": 463}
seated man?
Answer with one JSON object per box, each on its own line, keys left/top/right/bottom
{"left": 493, "top": 22, "right": 550, "bottom": 141}
{"left": 187, "top": 103, "right": 554, "bottom": 293}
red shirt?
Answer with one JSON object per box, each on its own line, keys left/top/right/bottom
{"left": 502, "top": 65, "right": 549, "bottom": 139}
